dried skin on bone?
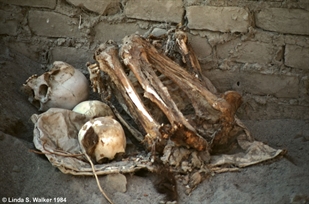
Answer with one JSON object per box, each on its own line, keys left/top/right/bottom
{"left": 94, "top": 42, "right": 162, "bottom": 143}
{"left": 92, "top": 32, "right": 245, "bottom": 153}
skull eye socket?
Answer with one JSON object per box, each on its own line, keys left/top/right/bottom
{"left": 39, "top": 84, "right": 48, "bottom": 96}
{"left": 30, "top": 89, "right": 41, "bottom": 109}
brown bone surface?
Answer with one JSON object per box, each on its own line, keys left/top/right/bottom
{"left": 93, "top": 31, "right": 245, "bottom": 154}
{"left": 94, "top": 41, "right": 161, "bottom": 144}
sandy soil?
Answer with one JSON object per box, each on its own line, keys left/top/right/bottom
{"left": 1, "top": 44, "right": 309, "bottom": 204}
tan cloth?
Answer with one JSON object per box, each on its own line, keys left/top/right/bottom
{"left": 32, "top": 108, "right": 283, "bottom": 176}
{"left": 31, "top": 108, "right": 151, "bottom": 175}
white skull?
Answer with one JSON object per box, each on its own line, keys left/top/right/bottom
{"left": 73, "top": 100, "right": 114, "bottom": 119}
{"left": 23, "top": 61, "right": 89, "bottom": 111}
{"left": 78, "top": 117, "right": 126, "bottom": 163}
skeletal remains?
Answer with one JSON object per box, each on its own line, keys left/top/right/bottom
{"left": 73, "top": 100, "right": 115, "bottom": 119}
{"left": 27, "top": 27, "right": 284, "bottom": 204}
{"left": 89, "top": 28, "right": 247, "bottom": 155}
{"left": 23, "top": 61, "right": 89, "bottom": 111}
{"left": 78, "top": 117, "right": 126, "bottom": 163}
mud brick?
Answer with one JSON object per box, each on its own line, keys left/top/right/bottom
{"left": 187, "top": 6, "right": 251, "bottom": 33}
{"left": 124, "top": 0, "right": 184, "bottom": 23}
{"left": 28, "top": 10, "right": 82, "bottom": 38}
{"left": 206, "top": 70, "right": 299, "bottom": 98}
{"left": 66, "top": 0, "right": 120, "bottom": 15}
{"left": 0, "top": 0, "right": 56, "bottom": 9}
{"left": 255, "top": 8, "right": 309, "bottom": 35}
{"left": 285, "top": 44, "right": 309, "bottom": 70}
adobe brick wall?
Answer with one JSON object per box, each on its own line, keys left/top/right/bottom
{"left": 0, "top": 0, "right": 308, "bottom": 120}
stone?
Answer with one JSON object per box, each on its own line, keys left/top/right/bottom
{"left": 124, "top": 0, "right": 184, "bottom": 23}
{"left": 103, "top": 173, "right": 127, "bottom": 193}
{"left": 285, "top": 45, "right": 309, "bottom": 70}
{"left": 50, "top": 47, "right": 93, "bottom": 70}
{"left": 151, "top": 28, "right": 168, "bottom": 37}
{"left": 255, "top": 8, "right": 309, "bottom": 35}
{"left": 191, "top": 30, "right": 234, "bottom": 47}
{"left": 188, "top": 34, "right": 212, "bottom": 59}
{"left": 0, "top": 0, "right": 56, "bottom": 8}
{"left": 217, "top": 40, "right": 274, "bottom": 64}
{"left": 94, "top": 22, "right": 144, "bottom": 43}
{"left": 66, "top": 0, "right": 120, "bottom": 15}
{"left": 285, "top": 35, "right": 309, "bottom": 48}
{"left": 205, "top": 70, "right": 299, "bottom": 98}
{"left": 187, "top": 6, "right": 251, "bottom": 33}
{"left": 0, "top": 10, "right": 19, "bottom": 36}
{"left": 28, "top": 10, "right": 82, "bottom": 38}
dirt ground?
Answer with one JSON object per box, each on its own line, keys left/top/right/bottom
{"left": 1, "top": 44, "right": 309, "bottom": 204}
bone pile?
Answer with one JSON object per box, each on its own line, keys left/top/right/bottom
{"left": 25, "top": 26, "right": 284, "bottom": 203}
{"left": 89, "top": 27, "right": 247, "bottom": 157}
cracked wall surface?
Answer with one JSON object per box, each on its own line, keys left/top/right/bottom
{"left": 0, "top": 0, "right": 308, "bottom": 120}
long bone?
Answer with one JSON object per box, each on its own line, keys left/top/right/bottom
{"left": 94, "top": 41, "right": 161, "bottom": 146}
{"left": 119, "top": 34, "right": 242, "bottom": 153}
{"left": 120, "top": 35, "right": 208, "bottom": 151}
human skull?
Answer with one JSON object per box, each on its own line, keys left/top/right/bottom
{"left": 22, "top": 61, "right": 89, "bottom": 111}
{"left": 73, "top": 100, "right": 114, "bottom": 119}
{"left": 78, "top": 117, "right": 126, "bottom": 163}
